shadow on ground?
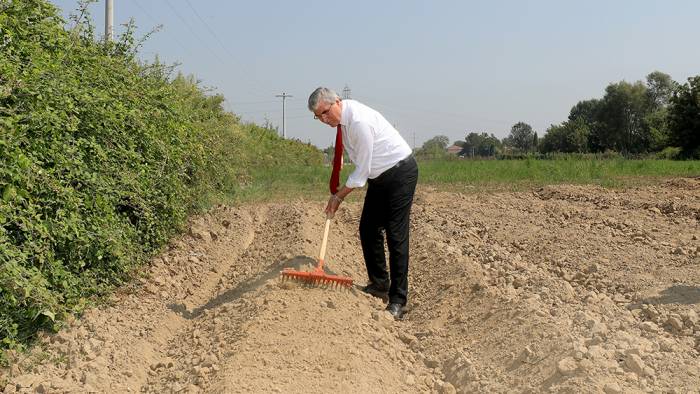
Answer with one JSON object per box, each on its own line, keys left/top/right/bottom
{"left": 639, "top": 285, "right": 700, "bottom": 306}
{"left": 168, "top": 256, "right": 316, "bottom": 319}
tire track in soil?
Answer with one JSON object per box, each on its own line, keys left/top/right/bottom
{"left": 144, "top": 202, "right": 437, "bottom": 393}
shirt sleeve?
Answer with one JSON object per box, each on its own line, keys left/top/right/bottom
{"left": 345, "top": 121, "right": 373, "bottom": 188}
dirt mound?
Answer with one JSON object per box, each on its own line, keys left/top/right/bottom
{"left": 2, "top": 180, "right": 699, "bottom": 393}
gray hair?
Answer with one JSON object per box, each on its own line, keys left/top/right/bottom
{"left": 308, "top": 87, "right": 340, "bottom": 111}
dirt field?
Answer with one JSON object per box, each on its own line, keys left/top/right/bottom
{"left": 2, "top": 178, "right": 699, "bottom": 393}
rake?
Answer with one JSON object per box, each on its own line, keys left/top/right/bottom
{"left": 280, "top": 216, "right": 353, "bottom": 288}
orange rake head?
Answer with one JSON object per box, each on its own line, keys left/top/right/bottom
{"left": 281, "top": 217, "right": 353, "bottom": 288}
{"left": 280, "top": 261, "right": 353, "bottom": 289}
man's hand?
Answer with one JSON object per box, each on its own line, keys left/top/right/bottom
{"left": 324, "top": 186, "right": 353, "bottom": 218}
{"left": 324, "top": 194, "right": 343, "bottom": 218}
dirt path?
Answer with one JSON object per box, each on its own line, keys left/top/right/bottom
{"left": 2, "top": 179, "right": 699, "bottom": 393}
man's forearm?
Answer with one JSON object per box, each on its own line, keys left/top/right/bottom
{"left": 336, "top": 186, "right": 354, "bottom": 200}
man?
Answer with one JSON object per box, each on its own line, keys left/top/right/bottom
{"left": 308, "top": 87, "right": 418, "bottom": 319}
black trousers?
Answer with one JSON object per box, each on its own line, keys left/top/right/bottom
{"left": 359, "top": 155, "right": 418, "bottom": 306}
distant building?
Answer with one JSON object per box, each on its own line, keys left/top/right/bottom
{"left": 446, "top": 145, "right": 462, "bottom": 155}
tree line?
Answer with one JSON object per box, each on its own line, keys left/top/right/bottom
{"left": 416, "top": 71, "right": 699, "bottom": 159}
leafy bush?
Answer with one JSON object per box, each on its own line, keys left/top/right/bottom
{"left": 655, "top": 147, "right": 682, "bottom": 160}
{"left": 0, "top": 0, "right": 320, "bottom": 361}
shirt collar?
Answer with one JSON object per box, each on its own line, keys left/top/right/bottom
{"left": 340, "top": 99, "right": 351, "bottom": 126}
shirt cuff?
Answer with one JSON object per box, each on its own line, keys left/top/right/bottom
{"left": 345, "top": 173, "right": 367, "bottom": 188}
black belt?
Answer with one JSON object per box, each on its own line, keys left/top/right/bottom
{"left": 370, "top": 154, "right": 415, "bottom": 184}
{"left": 391, "top": 154, "right": 414, "bottom": 170}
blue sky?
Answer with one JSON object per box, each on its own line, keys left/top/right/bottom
{"left": 49, "top": 0, "right": 700, "bottom": 149}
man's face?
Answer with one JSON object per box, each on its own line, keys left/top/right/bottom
{"left": 313, "top": 99, "right": 342, "bottom": 127}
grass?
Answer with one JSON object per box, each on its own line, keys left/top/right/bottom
{"left": 232, "top": 158, "right": 700, "bottom": 202}
{"left": 417, "top": 158, "right": 700, "bottom": 192}
{"left": 229, "top": 164, "right": 346, "bottom": 203}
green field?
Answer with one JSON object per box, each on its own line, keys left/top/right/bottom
{"left": 239, "top": 158, "right": 700, "bottom": 202}
{"left": 418, "top": 158, "right": 700, "bottom": 190}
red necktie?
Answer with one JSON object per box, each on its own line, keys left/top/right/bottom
{"left": 329, "top": 124, "right": 343, "bottom": 194}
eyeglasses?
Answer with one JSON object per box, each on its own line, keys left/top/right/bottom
{"left": 313, "top": 102, "right": 335, "bottom": 120}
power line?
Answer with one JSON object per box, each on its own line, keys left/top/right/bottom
{"left": 349, "top": 95, "right": 509, "bottom": 146}
{"left": 231, "top": 104, "right": 307, "bottom": 115}
{"left": 130, "top": 1, "right": 296, "bottom": 129}
{"left": 226, "top": 99, "right": 279, "bottom": 105}
{"left": 184, "top": 0, "right": 236, "bottom": 60}
{"left": 128, "top": 0, "right": 193, "bottom": 56}
{"left": 286, "top": 114, "right": 310, "bottom": 119}
{"left": 229, "top": 101, "right": 308, "bottom": 110}
{"left": 355, "top": 94, "right": 513, "bottom": 127}
{"left": 160, "top": 0, "right": 275, "bottom": 100}
{"left": 182, "top": 0, "right": 271, "bottom": 100}
{"left": 162, "top": 0, "right": 229, "bottom": 68}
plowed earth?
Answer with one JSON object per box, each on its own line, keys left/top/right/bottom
{"left": 3, "top": 178, "right": 699, "bottom": 393}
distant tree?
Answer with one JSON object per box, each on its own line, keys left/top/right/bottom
{"left": 501, "top": 135, "right": 514, "bottom": 153}
{"left": 462, "top": 132, "right": 501, "bottom": 157}
{"left": 539, "top": 124, "right": 564, "bottom": 154}
{"left": 589, "top": 75, "right": 680, "bottom": 154}
{"left": 463, "top": 132, "right": 485, "bottom": 157}
{"left": 507, "top": 122, "right": 535, "bottom": 152}
{"left": 418, "top": 135, "right": 450, "bottom": 158}
{"left": 421, "top": 135, "right": 449, "bottom": 150}
{"left": 646, "top": 71, "right": 676, "bottom": 109}
{"left": 544, "top": 71, "right": 678, "bottom": 155}
{"left": 568, "top": 99, "right": 600, "bottom": 124}
{"left": 644, "top": 107, "right": 670, "bottom": 151}
{"left": 565, "top": 99, "right": 599, "bottom": 150}
{"left": 668, "top": 76, "right": 700, "bottom": 157}
{"left": 532, "top": 132, "right": 538, "bottom": 151}
{"left": 540, "top": 118, "right": 590, "bottom": 153}
{"left": 484, "top": 134, "right": 503, "bottom": 154}
{"left": 589, "top": 81, "right": 649, "bottom": 153}
{"left": 643, "top": 71, "right": 675, "bottom": 150}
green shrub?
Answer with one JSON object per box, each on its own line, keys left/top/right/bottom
{"left": 0, "top": 0, "right": 320, "bottom": 361}
{"left": 656, "top": 147, "right": 682, "bottom": 160}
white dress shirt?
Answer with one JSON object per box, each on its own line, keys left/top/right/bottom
{"left": 339, "top": 100, "right": 413, "bottom": 188}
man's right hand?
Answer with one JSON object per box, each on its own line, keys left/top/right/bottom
{"left": 324, "top": 194, "right": 342, "bottom": 218}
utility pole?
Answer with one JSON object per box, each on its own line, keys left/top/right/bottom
{"left": 342, "top": 84, "right": 352, "bottom": 99}
{"left": 105, "top": 0, "right": 113, "bottom": 42}
{"left": 275, "top": 92, "right": 292, "bottom": 138}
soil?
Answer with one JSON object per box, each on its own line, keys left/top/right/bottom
{"left": 2, "top": 178, "right": 699, "bottom": 393}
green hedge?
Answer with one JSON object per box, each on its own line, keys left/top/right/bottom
{"left": 0, "top": 0, "right": 320, "bottom": 359}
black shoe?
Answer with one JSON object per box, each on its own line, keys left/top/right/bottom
{"left": 385, "top": 303, "right": 405, "bottom": 320}
{"left": 362, "top": 283, "right": 389, "bottom": 302}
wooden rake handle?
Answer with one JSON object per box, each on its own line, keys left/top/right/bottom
{"left": 317, "top": 217, "right": 331, "bottom": 270}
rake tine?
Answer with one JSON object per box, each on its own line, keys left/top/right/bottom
{"left": 279, "top": 270, "right": 353, "bottom": 289}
